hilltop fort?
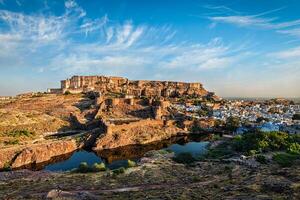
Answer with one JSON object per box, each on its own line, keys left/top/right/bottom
{"left": 48, "top": 75, "right": 210, "bottom": 98}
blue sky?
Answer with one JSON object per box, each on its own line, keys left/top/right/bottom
{"left": 0, "top": 0, "right": 299, "bottom": 97}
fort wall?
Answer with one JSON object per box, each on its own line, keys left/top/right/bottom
{"left": 50, "top": 75, "right": 209, "bottom": 98}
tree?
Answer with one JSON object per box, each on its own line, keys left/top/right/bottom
{"left": 197, "top": 109, "right": 208, "bottom": 117}
{"left": 256, "top": 117, "right": 269, "bottom": 123}
{"left": 226, "top": 116, "right": 241, "bottom": 131}
{"left": 292, "top": 113, "right": 300, "bottom": 120}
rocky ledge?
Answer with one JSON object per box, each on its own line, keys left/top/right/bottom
{"left": 0, "top": 139, "right": 78, "bottom": 169}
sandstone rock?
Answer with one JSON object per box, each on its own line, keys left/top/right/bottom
{"left": 93, "top": 119, "right": 185, "bottom": 150}
{"left": 0, "top": 147, "right": 19, "bottom": 169}
{"left": 46, "top": 189, "right": 61, "bottom": 199}
{"left": 55, "top": 75, "right": 210, "bottom": 98}
{"left": 11, "top": 140, "right": 77, "bottom": 168}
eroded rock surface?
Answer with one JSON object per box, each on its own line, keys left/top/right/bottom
{"left": 11, "top": 140, "right": 78, "bottom": 168}
{"left": 93, "top": 119, "right": 185, "bottom": 150}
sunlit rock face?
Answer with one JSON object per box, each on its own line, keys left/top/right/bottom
{"left": 0, "top": 140, "right": 78, "bottom": 170}
{"left": 54, "top": 75, "right": 209, "bottom": 98}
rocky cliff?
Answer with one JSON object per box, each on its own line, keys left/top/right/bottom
{"left": 93, "top": 119, "right": 186, "bottom": 150}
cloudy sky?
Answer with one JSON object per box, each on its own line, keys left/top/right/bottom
{"left": 0, "top": 0, "right": 299, "bottom": 97}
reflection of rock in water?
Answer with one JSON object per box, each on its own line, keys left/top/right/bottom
{"left": 14, "top": 151, "right": 75, "bottom": 171}
{"left": 96, "top": 134, "right": 210, "bottom": 163}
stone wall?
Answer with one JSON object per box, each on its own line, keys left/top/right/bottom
{"left": 51, "top": 75, "right": 209, "bottom": 98}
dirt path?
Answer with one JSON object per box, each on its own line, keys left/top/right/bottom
{"left": 43, "top": 179, "right": 216, "bottom": 199}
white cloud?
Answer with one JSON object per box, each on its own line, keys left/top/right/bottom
{"left": 210, "top": 15, "right": 273, "bottom": 28}
{"left": 209, "top": 15, "right": 300, "bottom": 30}
{"left": 0, "top": 0, "right": 248, "bottom": 83}
{"left": 277, "top": 28, "right": 300, "bottom": 38}
{"left": 208, "top": 7, "right": 300, "bottom": 39}
{"left": 270, "top": 46, "right": 300, "bottom": 59}
{"left": 80, "top": 15, "right": 108, "bottom": 37}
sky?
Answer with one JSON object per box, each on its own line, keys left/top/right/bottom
{"left": 0, "top": 0, "right": 299, "bottom": 97}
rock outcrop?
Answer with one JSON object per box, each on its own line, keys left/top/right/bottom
{"left": 11, "top": 140, "right": 78, "bottom": 168}
{"left": 51, "top": 75, "right": 209, "bottom": 98}
{"left": 0, "top": 139, "right": 78, "bottom": 170}
{"left": 93, "top": 119, "right": 186, "bottom": 150}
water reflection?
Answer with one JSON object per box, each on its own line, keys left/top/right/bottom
{"left": 17, "top": 134, "right": 211, "bottom": 171}
{"left": 96, "top": 134, "right": 210, "bottom": 164}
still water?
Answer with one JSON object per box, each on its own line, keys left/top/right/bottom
{"left": 42, "top": 135, "right": 210, "bottom": 171}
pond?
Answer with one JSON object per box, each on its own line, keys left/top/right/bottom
{"left": 41, "top": 135, "right": 210, "bottom": 171}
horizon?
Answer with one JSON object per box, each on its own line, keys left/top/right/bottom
{"left": 0, "top": 0, "right": 300, "bottom": 97}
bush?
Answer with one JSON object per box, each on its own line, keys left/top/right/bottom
{"left": 4, "top": 139, "right": 19, "bottom": 145}
{"left": 77, "top": 162, "right": 89, "bottom": 173}
{"left": 248, "top": 149, "right": 258, "bottom": 156}
{"left": 233, "top": 131, "right": 292, "bottom": 154}
{"left": 197, "top": 109, "right": 208, "bottom": 117}
{"left": 273, "top": 153, "right": 299, "bottom": 167}
{"left": 173, "top": 152, "right": 196, "bottom": 164}
{"left": 1, "top": 162, "right": 11, "bottom": 172}
{"left": 127, "top": 160, "right": 136, "bottom": 168}
{"left": 225, "top": 116, "right": 241, "bottom": 131}
{"left": 112, "top": 167, "right": 126, "bottom": 175}
{"left": 92, "top": 163, "right": 106, "bottom": 172}
{"left": 267, "top": 132, "right": 289, "bottom": 150}
{"left": 205, "top": 147, "right": 234, "bottom": 159}
{"left": 256, "top": 117, "right": 269, "bottom": 123}
{"left": 287, "top": 143, "right": 300, "bottom": 155}
{"left": 64, "top": 91, "right": 71, "bottom": 95}
{"left": 292, "top": 113, "right": 300, "bottom": 120}
{"left": 211, "top": 134, "right": 221, "bottom": 141}
{"left": 255, "top": 155, "right": 268, "bottom": 164}
{"left": 6, "top": 130, "right": 35, "bottom": 138}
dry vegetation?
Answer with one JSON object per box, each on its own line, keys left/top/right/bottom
{"left": 0, "top": 93, "right": 93, "bottom": 147}
{"left": 0, "top": 151, "right": 299, "bottom": 199}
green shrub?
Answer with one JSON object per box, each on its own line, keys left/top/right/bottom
{"left": 173, "top": 152, "right": 196, "bottom": 164}
{"left": 127, "top": 160, "right": 136, "bottom": 168}
{"left": 287, "top": 143, "right": 300, "bottom": 155}
{"left": 267, "top": 132, "right": 289, "bottom": 150}
{"left": 225, "top": 116, "right": 241, "bottom": 131}
{"left": 233, "top": 131, "right": 292, "bottom": 154}
{"left": 64, "top": 91, "right": 71, "bottom": 95}
{"left": 255, "top": 155, "right": 268, "bottom": 164}
{"left": 273, "top": 153, "right": 299, "bottom": 167}
{"left": 112, "top": 167, "right": 126, "bottom": 175}
{"left": 4, "top": 139, "right": 19, "bottom": 145}
{"left": 6, "top": 130, "right": 35, "bottom": 138}
{"left": 248, "top": 149, "right": 258, "bottom": 156}
{"left": 92, "top": 163, "right": 106, "bottom": 172}
{"left": 77, "top": 162, "right": 89, "bottom": 173}
{"left": 211, "top": 134, "right": 221, "bottom": 141}
{"left": 1, "top": 162, "right": 11, "bottom": 172}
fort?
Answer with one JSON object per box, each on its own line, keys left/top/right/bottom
{"left": 48, "top": 75, "right": 209, "bottom": 98}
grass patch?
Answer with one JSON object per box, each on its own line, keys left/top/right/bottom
{"left": 173, "top": 152, "right": 196, "bottom": 164}
{"left": 112, "top": 167, "right": 126, "bottom": 175}
{"left": 273, "top": 153, "right": 300, "bottom": 167}
{"left": 4, "top": 138, "right": 19, "bottom": 145}
{"left": 202, "top": 142, "right": 235, "bottom": 159}
{"left": 255, "top": 155, "right": 268, "bottom": 164}
{"left": 2, "top": 130, "right": 35, "bottom": 138}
